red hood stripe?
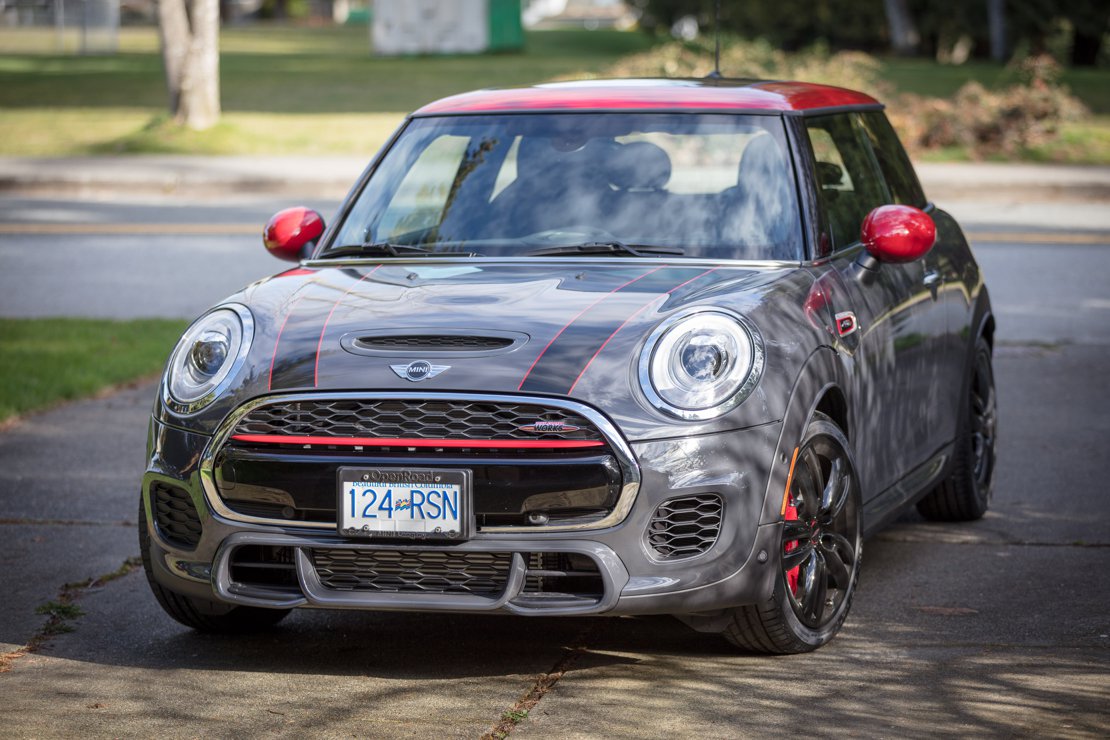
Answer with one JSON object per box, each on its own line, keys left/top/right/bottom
{"left": 313, "top": 265, "right": 383, "bottom": 387}
{"left": 519, "top": 266, "right": 713, "bottom": 395}
{"left": 267, "top": 295, "right": 306, "bottom": 391}
{"left": 517, "top": 264, "right": 668, "bottom": 390}
{"left": 567, "top": 267, "right": 719, "bottom": 394}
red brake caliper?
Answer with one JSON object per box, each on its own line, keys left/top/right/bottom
{"left": 784, "top": 502, "right": 800, "bottom": 595}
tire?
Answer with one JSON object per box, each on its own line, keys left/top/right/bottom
{"left": 917, "top": 336, "right": 997, "bottom": 522}
{"left": 721, "top": 412, "right": 863, "bottom": 654}
{"left": 139, "top": 500, "right": 291, "bottom": 633}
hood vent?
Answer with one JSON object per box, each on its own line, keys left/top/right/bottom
{"left": 341, "top": 330, "right": 527, "bottom": 358}
{"left": 359, "top": 335, "right": 512, "bottom": 351}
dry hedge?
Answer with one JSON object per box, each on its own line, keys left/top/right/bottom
{"left": 581, "top": 38, "right": 1088, "bottom": 159}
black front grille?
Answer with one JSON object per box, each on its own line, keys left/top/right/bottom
{"left": 309, "top": 548, "right": 605, "bottom": 599}
{"left": 647, "top": 494, "right": 723, "bottom": 559}
{"left": 151, "top": 482, "right": 202, "bottom": 549}
{"left": 355, "top": 335, "right": 514, "bottom": 351}
{"left": 312, "top": 549, "right": 513, "bottom": 594}
{"left": 232, "top": 399, "right": 603, "bottom": 442}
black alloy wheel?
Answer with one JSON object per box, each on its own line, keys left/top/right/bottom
{"left": 780, "top": 432, "right": 861, "bottom": 630}
{"left": 968, "top": 344, "right": 998, "bottom": 492}
{"left": 722, "top": 412, "right": 862, "bottom": 653}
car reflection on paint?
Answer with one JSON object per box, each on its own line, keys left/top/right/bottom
{"left": 139, "top": 79, "right": 995, "bottom": 653}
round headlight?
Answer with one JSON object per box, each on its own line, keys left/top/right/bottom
{"left": 165, "top": 305, "right": 254, "bottom": 413}
{"left": 639, "top": 309, "right": 764, "bottom": 420}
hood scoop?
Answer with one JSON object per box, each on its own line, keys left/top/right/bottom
{"left": 340, "top": 329, "right": 529, "bottom": 358}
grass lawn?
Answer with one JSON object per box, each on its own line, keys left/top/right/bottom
{"left": 0, "top": 318, "right": 187, "bottom": 423}
{"left": 0, "top": 24, "right": 1106, "bottom": 159}
{"left": 0, "top": 25, "right": 654, "bottom": 155}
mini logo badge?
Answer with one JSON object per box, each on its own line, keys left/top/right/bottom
{"left": 390, "top": 361, "right": 450, "bottom": 382}
{"left": 518, "top": 420, "right": 582, "bottom": 435}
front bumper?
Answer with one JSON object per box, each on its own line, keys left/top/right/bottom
{"left": 144, "top": 397, "right": 784, "bottom": 617}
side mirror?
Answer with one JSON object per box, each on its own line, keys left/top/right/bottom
{"left": 264, "top": 207, "right": 325, "bottom": 262}
{"left": 860, "top": 205, "right": 936, "bottom": 264}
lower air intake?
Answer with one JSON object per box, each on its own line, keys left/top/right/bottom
{"left": 647, "top": 494, "right": 723, "bottom": 559}
{"left": 151, "top": 482, "right": 202, "bottom": 549}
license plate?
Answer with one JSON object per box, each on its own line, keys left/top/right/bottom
{"left": 337, "top": 467, "right": 471, "bottom": 540}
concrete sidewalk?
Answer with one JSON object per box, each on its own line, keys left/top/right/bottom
{"left": 2, "top": 156, "right": 1109, "bottom": 232}
{"left": 0, "top": 156, "right": 368, "bottom": 200}
{"left": 1, "top": 155, "right": 1108, "bottom": 201}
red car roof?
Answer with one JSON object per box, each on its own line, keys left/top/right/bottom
{"left": 413, "top": 79, "right": 881, "bottom": 116}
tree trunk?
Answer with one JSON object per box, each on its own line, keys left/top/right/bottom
{"left": 1071, "top": 30, "right": 1102, "bottom": 67}
{"left": 987, "top": 0, "right": 1007, "bottom": 63}
{"left": 882, "top": 0, "right": 919, "bottom": 55}
{"left": 157, "top": 0, "right": 221, "bottom": 130}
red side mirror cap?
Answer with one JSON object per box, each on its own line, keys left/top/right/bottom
{"left": 264, "top": 207, "right": 325, "bottom": 262}
{"left": 861, "top": 205, "right": 936, "bottom": 264}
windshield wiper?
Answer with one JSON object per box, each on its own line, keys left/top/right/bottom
{"left": 524, "top": 241, "right": 685, "bottom": 257}
{"left": 324, "top": 242, "right": 476, "bottom": 259}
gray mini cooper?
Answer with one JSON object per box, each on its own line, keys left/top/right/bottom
{"left": 142, "top": 79, "right": 996, "bottom": 653}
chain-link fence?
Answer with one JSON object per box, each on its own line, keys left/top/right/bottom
{"left": 1, "top": 0, "right": 121, "bottom": 53}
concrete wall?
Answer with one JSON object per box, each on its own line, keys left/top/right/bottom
{"left": 372, "top": 0, "right": 489, "bottom": 55}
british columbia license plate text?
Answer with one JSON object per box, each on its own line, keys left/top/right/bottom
{"left": 338, "top": 468, "right": 467, "bottom": 539}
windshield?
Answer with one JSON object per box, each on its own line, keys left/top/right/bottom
{"left": 326, "top": 113, "right": 802, "bottom": 261}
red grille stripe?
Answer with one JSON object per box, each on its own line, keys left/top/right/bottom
{"left": 231, "top": 434, "right": 605, "bottom": 449}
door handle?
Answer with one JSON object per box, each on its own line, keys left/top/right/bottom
{"left": 923, "top": 269, "right": 940, "bottom": 299}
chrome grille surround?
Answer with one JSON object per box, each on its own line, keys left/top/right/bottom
{"left": 646, "top": 494, "right": 724, "bottom": 560}
{"left": 199, "top": 392, "right": 640, "bottom": 533}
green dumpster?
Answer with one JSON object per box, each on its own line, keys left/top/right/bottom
{"left": 488, "top": 0, "right": 524, "bottom": 51}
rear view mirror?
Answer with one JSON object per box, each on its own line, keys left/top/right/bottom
{"left": 816, "top": 162, "right": 844, "bottom": 187}
{"left": 860, "top": 205, "right": 935, "bottom": 264}
{"left": 264, "top": 207, "right": 325, "bottom": 262}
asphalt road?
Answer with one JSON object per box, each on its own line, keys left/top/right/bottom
{"left": 0, "top": 197, "right": 341, "bottom": 319}
{"left": 1, "top": 197, "right": 1108, "bottom": 738}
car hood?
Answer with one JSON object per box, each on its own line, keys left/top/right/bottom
{"left": 202, "top": 260, "right": 804, "bottom": 439}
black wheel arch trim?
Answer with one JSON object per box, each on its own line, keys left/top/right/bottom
{"left": 961, "top": 286, "right": 995, "bottom": 418}
{"left": 759, "top": 345, "right": 854, "bottom": 526}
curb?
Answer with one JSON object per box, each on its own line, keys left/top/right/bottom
{"left": 1, "top": 158, "right": 1108, "bottom": 202}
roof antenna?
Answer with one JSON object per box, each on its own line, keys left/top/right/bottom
{"left": 706, "top": 0, "right": 722, "bottom": 79}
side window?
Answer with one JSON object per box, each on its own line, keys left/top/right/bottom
{"left": 805, "top": 114, "right": 888, "bottom": 252}
{"left": 858, "top": 111, "right": 925, "bottom": 207}
{"left": 377, "top": 134, "right": 470, "bottom": 239}
{"left": 490, "top": 136, "right": 520, "bottom": 200}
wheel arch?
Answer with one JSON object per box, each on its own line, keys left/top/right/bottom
{"left": 814, "top": 385, "right": 850, "bottom": 442}
{"left": 759, "top": 345, "right": 854, "bottom": 525}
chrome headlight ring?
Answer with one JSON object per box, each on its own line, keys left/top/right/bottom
{"left": 162, "top": 303, "right": 254, "bottom": 416}
{"left": 638, "top": 307, "right": 765, "bottom": 421}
